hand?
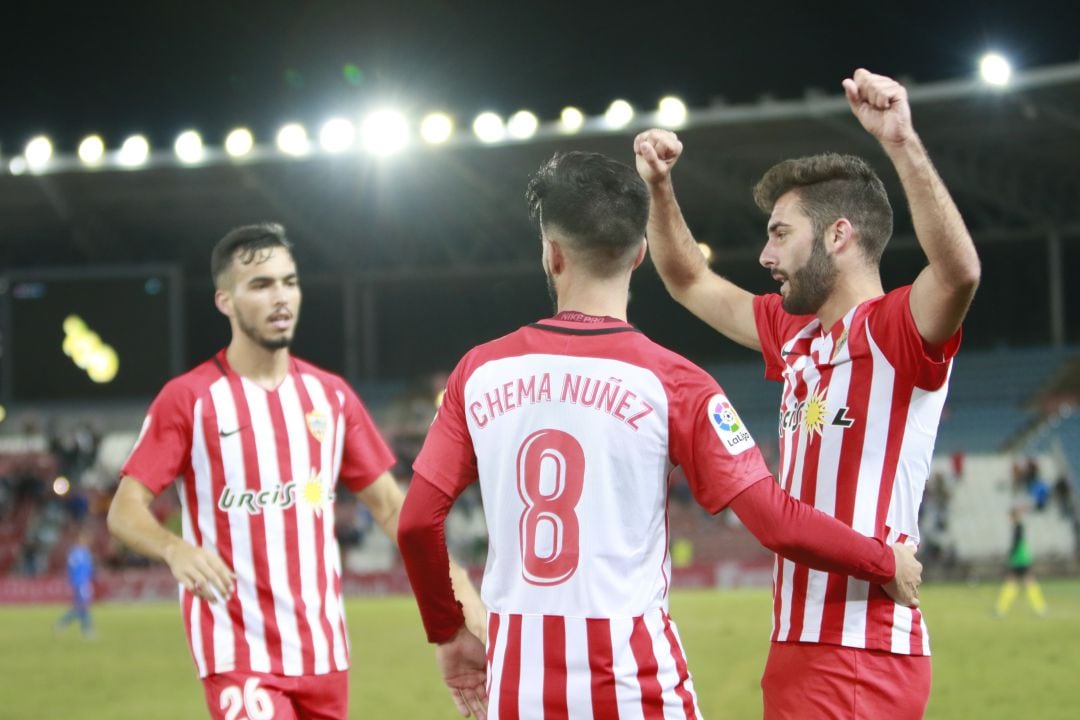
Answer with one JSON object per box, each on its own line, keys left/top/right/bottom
{"left": 842, "top": 69, "right": 916, "bottom": 148}
{"left": 435, "top": 626, "right": 488, "bottom": 719}
{"left": 883, "top": 543, "right": 923, "bottom": 608}
{"left": 634, "top": 129, "right": 684, "bottom": 187}
{"left": 162, "top": 539, "right": 236, "bottom": 603}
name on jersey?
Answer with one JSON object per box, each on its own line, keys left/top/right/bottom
{"left": 469, "top": 372, "right": 655, "bottom": 431}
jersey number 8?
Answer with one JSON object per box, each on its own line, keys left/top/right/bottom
{"left": 517, "top": 429, "right": 584, "bottom": 586}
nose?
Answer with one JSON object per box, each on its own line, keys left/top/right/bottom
{"left": 759, "top": 240, "right": 777, "bottom": 270}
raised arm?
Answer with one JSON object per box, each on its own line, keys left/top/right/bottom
{"left": 358, "top": 471, "right": 487, "bottom": 643}
{"left": 843, "top": 69, "right": 980, "bottom": 346}
{"left": 634, "top": 129, "right": 761, "bottom": 350}
{"left": 107, "top": 476, "right": 235, "bottom": 602}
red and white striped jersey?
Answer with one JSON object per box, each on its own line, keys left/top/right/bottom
{"left": 122, "top": 350, "right": 395, "bottom": 678}
{"left": 753, "top": 286, "right": 961, "bottom": 656}
{"left": 415, "top": 315, "right": 771, "bottom": 717}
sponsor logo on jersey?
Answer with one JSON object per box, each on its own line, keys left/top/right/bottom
{"left": 708, "top": 394, "right": 754, "bottom": 455}
{"left": 217, "top": 468, "right": 334, "bottom": 515}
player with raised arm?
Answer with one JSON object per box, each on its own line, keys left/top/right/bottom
{"left": 397, "top": 151, "right": 923, "bottom": 719}
{"left": 107, "top": 223, "right": 484, "bottom": 720}
{"left": 634, "top": 69, "right": 980, "bottom": 719}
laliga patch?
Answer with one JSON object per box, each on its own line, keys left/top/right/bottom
{"left": 306, "top": 410, "right": 329, "bottom": 443}
{"left": 708, "top": 394, "right": 755, "bottom": 455}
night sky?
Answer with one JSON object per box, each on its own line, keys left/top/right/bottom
{"left": 4, "top": 1, "right": 1079, "bottom": 154}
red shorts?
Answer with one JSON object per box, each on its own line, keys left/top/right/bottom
{"left": 201, "top": 670, "right": 348, "bottom": 720}
{"left": 761, "top": 642, "right": 931, "bottom": 720}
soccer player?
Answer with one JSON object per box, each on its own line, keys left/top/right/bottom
{"left": 107, "top": 223, "right": 484, "bottom": 720}
{"left": 397, "top": 151, "right": 924, "bottom": 719}
{"left": 55, "top": 527, "right": 95, "bottom": 639}
{"left": 634, "top": 69, "right": 981, "bottom": 719}
{"left": 995, "top": 505, "right": 1047, "bottom": 617}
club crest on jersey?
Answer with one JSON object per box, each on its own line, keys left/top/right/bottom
{"left": 708, "top": 394, "right": 754, "bottom": 455}
{"left": 306, "top": 410, "right": 329, "bottom": 442}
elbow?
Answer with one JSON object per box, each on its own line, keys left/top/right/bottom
{"left": 954, "top": 257, "right": 981, "bottom": 293}
{"left": 105, "top": 499, "right": 124, "bottom": 539}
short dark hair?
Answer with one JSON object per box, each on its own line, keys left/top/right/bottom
{"left": 526, "top": 151, "right": 649, "bottom": 277}
{"left": 211, "top": 222, "right": 294, "bottom": 287}
{"left": 753, "top": 153, "right": 893, "bottom": 265}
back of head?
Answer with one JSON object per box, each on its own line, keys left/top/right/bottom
{"left": 526, "top": 151, "right": 649, "bottom": 277}
{"left": 753, "top": 153, "right": 893, "bottom": 265}
{"left": 211, "top": 222, "right": 293, "bottom": 289}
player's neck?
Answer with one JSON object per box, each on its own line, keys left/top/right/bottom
{"left": 225, "top": 339, "right": 292, "bottom": 390}
{"left": 554, "top": 274, "right": 629, "bottom": 321}
{"left": 816, "top": 271, "right": 884, "bottom": 330}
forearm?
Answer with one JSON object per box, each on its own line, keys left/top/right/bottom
{"left": 730, "top": 477, "right": 895, "bottom": 583}
{"left": 884, "top": 136, "right": 980, "bottom": 287}
{"left": 106, "top": 478, "right": 185, "bottom": 563}
{"left": 647, "top": 178, "right": 710, "bottom": 295}
{"left": 398, "top": 475, "right": 466, "bottom": 643}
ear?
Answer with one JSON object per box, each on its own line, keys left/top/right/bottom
{"left": 828, "top": 218, "right": 855, "bottom": 254}
{"left": 546, "top": 237, "right": 566, "bottom": 275}
{"left": 631, "top": 238, "right": 648, "bottom": 270}
{"left": 213, "top": 288, "right": 233, "bottom": 318}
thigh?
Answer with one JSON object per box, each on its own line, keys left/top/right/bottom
{"left": 761, "top": 643, "right": 857, "bottom": 720}
{"left": 202, "top": 671, "right": 298, "bottom": 720}
{"left": 853, "top": 650, "right": 932, "bottom": 720}
{"left": 291, "top": 670, "right": 349, "bottom": 720}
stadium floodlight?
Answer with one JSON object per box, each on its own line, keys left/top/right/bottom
{"left": 53, "top": 476, "right": 70, "bottom": 496}
{"left": 604, "top": 100, "right": 634, "bottom": 129}
{"left": 361, "top": 109, "right": 409, "bottom": 156}
{"left": 507, "top": 110, "right": 539, "bottom": 140}
{"left": 979, "top": 53, "right": 1012, "bottom": 87}
{"left": 174, "top": 130, "right": 204, "bottom": 164}
{"left": 225, "top": 127, "right": 255, "bottom": 158}
{"left": 24, "top": 135, "right": 53, "bottom": 171}
{"left": 559, "top": 106, "right": 585, "bottom": 133}
{"left": 276, "top": 123, "right": 310, "bottom": 156}
{"left": 8, "top": 157, "right": 27, "bottom": 175}
{"left": 118, "top": 135, "right": 150, "bottom": 167}
{"left": 420, "top": 112, "right": 454, "bottom": 145}
{"left": 78, "top": 135, "right": 105, "bottom": 165}
{"left": 657, "top": 96, "right": 688, "bottom": 128}
{"left": 319, "top": 117, "right": 356, "bottom": 153}
{"left": 473, "top": 112, "right": 506, "bottom": 143}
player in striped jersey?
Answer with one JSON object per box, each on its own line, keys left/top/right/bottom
{"left": 107, "top": 223, "right": 484, "bottom": 720}
{"left": 635, "top": 69, "right": 981, "bottom": 718}
{"left": 397, "top": 151, "right": 923, "bottom": 719}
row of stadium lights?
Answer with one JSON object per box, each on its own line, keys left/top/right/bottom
{"left": 7, "top": 54, "right": 1015, "bottom": 176}
{"left": 8, "top": 97, "right": 685, "bottom": 175}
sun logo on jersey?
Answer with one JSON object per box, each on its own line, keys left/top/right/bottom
{"left": 802, "top": 389, "right": 828, "bottom": 437}
{"left": 712, "top": 400, "right": 742, "bottom": 432}
{"left": 300, "top": 468, "right": 333, "bottom": 514}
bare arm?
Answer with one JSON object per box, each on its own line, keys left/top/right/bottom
{"left": 634, "top": 129, "right": 761, "bottom": 351}
{"left": 359, "top": 472, "right": 487, "bottom": 642}
{"left": 107, "top": 476, "right": 235, "bottom": 602}
{"left": 843, "top": 69, "right": 980, "bottom": 346}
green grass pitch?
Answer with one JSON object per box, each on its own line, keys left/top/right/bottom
{"left": 3, "top": 580, "right": 1077, "bottom": 718}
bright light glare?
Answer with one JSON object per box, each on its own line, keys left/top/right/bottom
{"left": 604, "top": 100, "right": 634, "bottom": 129}
{"left": 361, "top": 109, "right": 409, "bottom": 156}
{"left": 473, "top": 112, "right": 505, "bottom": 143}
{"left": 174, "top": 130, "right": 204, "bottom": 164}
{"left": 8, "top": 157, "right": 27, "bottom": 175}
{"left": 698, "top": 242, "right": 713, "bottom": 263}
{"left": 319, "top": 117, "right": 356, "bottom": 153}
{"left": 276, "top": 123, "right": 310, "bottom": 156}
{"left": 657, "top": 96, "right": 687, "bottom": 127}
{"left": 54, "top": 477, "right": 70, "bottom": 496}
{"left": 980, "top": 53, "right": 1012, "bottom": 86}
{"left": 507, "top": 110, "right": 539, "bottom": 140}
{"left": 225, "top": 128, "right": 254, "bottom": 157}
{"left": 560, "top": 107, "right": 585, "bottom": 133}
{"left": 78, "top": 135, "right": 105, "bottom": 165}
{"left": 118, "top": 135, "right": 150, "bottom": 167}
{"left": 420, "top": 113, "right": 454, "bottom": 145}
{"left": 25, "top": 136, "right": 53, "bottom": 170}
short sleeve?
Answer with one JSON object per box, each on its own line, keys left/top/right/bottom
{"left": 338, "top": 384, "right": 397, "bottom": 492}
{"left": 753, "top": 293, "right": 816, "bottom": 382}
{"left": 667, "top": 366, "right": 773, "bottom": 514}
{"left": 413, "top": 361, "right": 478, "bottom": 498}
{"left": 121, "top": 381, "right": 195, "bottom": 495}
{"left": 866, "top": 286, "right": 962, "bottom": 390}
